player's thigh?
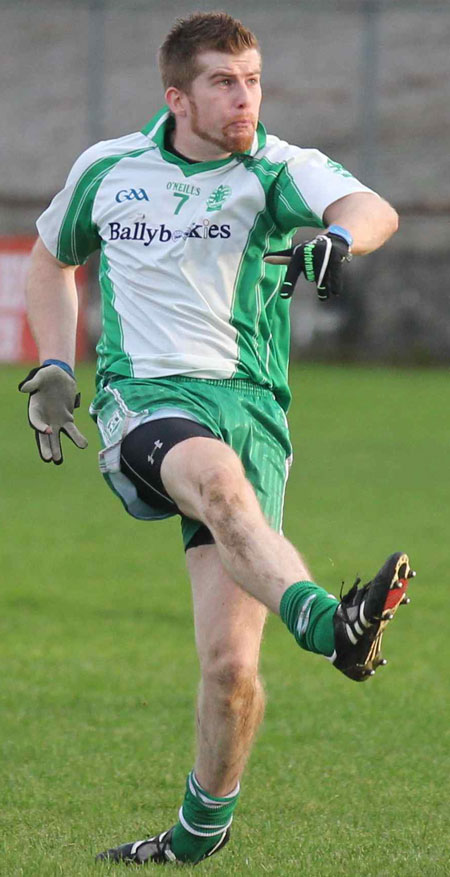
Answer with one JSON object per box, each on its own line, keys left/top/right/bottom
{"left": 160, "top": 434, "right": 252, "bottom": 522}
{"left": 187, "top": 544, "right": 267, "bottom": 676}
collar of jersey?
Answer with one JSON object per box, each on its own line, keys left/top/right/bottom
{"left": 141, "top": 106, "right": 267, "bottom": 177}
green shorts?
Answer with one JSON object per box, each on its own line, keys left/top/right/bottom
{"left": 90, "top": 375, "right": 292, "bottom": 549}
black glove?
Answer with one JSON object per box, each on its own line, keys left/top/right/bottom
{"left": 19, "top": 363, "right": 88, "bottom": 465}
{"left": 264, "top": 229, "right": 352, "bottom": 300}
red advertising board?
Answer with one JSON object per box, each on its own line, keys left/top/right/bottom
{"left": 0, "top": 236, "right": 88, "bottom": 362}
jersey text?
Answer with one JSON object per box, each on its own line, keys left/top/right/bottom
{"left": 108, "top": 221, "right": 231, "bottom": 245}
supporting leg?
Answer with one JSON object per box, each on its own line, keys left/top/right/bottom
{"left": 168, "top": 544, "right": 267, "bottom": 862}
{"left": 187, "top": 544, "right": 268, "bottom": 795}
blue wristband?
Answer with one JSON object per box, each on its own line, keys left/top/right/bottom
{"left": 42, "top": 359, "right": 75, "bottom": 378}
{"left": 327, "top": 224, "right": 353, "bottom": 248}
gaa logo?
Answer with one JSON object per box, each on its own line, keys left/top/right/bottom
{"left": 115, "top": 188, "right": 150, "bottom": 203}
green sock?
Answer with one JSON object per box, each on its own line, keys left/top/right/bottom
{"left": 279, "top": 580, "right": 338, "bottom": 656}
{"left": 170, "top": 770, "right": 239, "bottom": 864}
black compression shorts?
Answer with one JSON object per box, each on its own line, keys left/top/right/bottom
{"left": 120, "top": 417, "right": 218, "bottom": 551}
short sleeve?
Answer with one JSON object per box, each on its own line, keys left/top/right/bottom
{"left": 269, "top": 143, "right": 374, "bottom": 234}
{"left": 36, "top": 143, "right": 108, "bottom": 265}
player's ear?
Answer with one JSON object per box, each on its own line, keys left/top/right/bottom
{"left": 165, "top": 87, "right": 188, "bottom": 117}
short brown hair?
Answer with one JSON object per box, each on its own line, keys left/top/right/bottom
{"left": 159, "top": 12, "right": 260, "bottom": 93}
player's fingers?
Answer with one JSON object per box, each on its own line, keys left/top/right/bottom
{"left": 36, "top": 431, "right": 53, "bottom": 463}
{"left": 315, "top": 237, "right": 333, "bottom": 291}
{"left": 63, "top": 422, "right": 89, "bottom": 449}
{"left": 316, "top": 261, "right": 333, "bottom": 300}
{"left": 19, "top": 375, "right": 40, "bottom": 394}
{"left": 263, "top": 248, "right": 293, "bottom": 265}
{"left": 48, "top": 430, "right": 63, "bottom": 464}
{"left": 327, "top": 255, "right": 344, "bottom": 297}
{"left": 281, "top": 247, "right": 306, "bottom": 298}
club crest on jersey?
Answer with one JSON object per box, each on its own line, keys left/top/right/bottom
{"left": 115, "top": 188, "right": 150, "bottom": 203}
{"left": 325, "top": 159, "right": 353, "bottom": 179}
{"left": 108, "top": 220, "right": 231, "bottom": 245}
{"left": 206, "top": 184, "right": 232, "bottom": 212}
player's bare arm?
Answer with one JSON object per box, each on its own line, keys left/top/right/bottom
{"left": 26, "top": 236, "right": 78, "bottom": 367}
{"left": 324, "top": 191, "right": 399, "bottom": 255}
{"left": 19, "top": 237, "right": 87, "bottom": 464}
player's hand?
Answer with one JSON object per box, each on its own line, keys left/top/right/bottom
{"left": 264, "top": 230, "right": 352, "bottom": 300}
{"left": 18, "top": 364, "right": 88, "bottom": 465}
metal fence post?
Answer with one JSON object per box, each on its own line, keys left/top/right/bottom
{"left": 358, "top": 0, "right": 382, "bottom": 188}
{"left": 87, "top": 0, "right": 106, "bottom": 146}
{"left": 86, "top": 0, "right": 106, "bottom": 349}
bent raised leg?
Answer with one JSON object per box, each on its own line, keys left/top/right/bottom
{"left": 161, "top": 436, "right": 313, "bottom": 614}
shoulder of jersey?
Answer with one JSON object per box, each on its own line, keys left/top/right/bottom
{"left": 255, "top": 132, "right": 325, "bottom": 168}
{"left": 66, "top": 130, "right": 152, "bottom": 185}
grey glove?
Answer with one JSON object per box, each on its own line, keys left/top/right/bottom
{"left": 18, "top": 363, "right": 88, "bottom": 465}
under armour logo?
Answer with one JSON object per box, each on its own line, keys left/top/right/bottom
{"left": 148, "top": 439, "right": 163, "bottom": 465}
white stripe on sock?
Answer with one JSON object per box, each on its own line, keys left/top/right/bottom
{"left": 296, "top": 594, "right": 317, "bottom": 638}
{"left": 178, "top": 807, "right": 233, "bottom": 838}
{"left": 191, "top": 772, "right": 240, "bottom": 800}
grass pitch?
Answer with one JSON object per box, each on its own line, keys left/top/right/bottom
{"left": 2, "top": 363, "right": 449, "bottom": 876}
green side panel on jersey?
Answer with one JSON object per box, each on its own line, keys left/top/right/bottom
{"left": 273, "top": 162, "right": 325, "bottom": 233}
{"left": 229, "top": 156, "right": 324, "bottom": 412}
{"left": 96, "top": 249, "right": 134, "bottom": 381}
{"left": 56, "top": 147, "right": 152, "bottom": 264}
{"left": 256, "top": 122, "right": 267, "bottom": 152}
{"left": 230, "top": 209, "right": 288, "bottom": 388}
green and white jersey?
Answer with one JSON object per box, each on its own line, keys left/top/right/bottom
{"left": 37, "top": 106, "right": 372, "bottom": 411}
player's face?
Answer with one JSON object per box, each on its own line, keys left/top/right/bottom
{"left": 184, "top": 49, "right": 262, "bottom": 156}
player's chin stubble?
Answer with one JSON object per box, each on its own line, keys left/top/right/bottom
{"left": 189, "top": 99, "right": 255, "bottom": 154}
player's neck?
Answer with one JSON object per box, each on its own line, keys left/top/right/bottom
{"left": 164, "top": 130, "right": 199, "bottom": 165}
{"left": 170, "top": 124, "right": 231, "bottom": 163}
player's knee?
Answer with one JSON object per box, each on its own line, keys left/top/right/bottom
{"left": 202, "top": 651, "right": 263, "bottom": 715}
{"left": 198, "top": 459, "right": 248, "bottom": 524}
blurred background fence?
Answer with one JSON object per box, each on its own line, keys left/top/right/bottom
{"left": 1, "top": 0, "right": 449, "bottom": 362}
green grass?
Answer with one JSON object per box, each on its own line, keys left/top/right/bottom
{"left": 1, "top": 363, "right": 449, "bottom": 876}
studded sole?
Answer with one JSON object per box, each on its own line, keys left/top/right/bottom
{"left": 364, "top": 553, "right": 415, "bottom": 673}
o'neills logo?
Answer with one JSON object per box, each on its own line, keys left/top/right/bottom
{"left": 108, "top": 220, "right": 231, "bottom": 246}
